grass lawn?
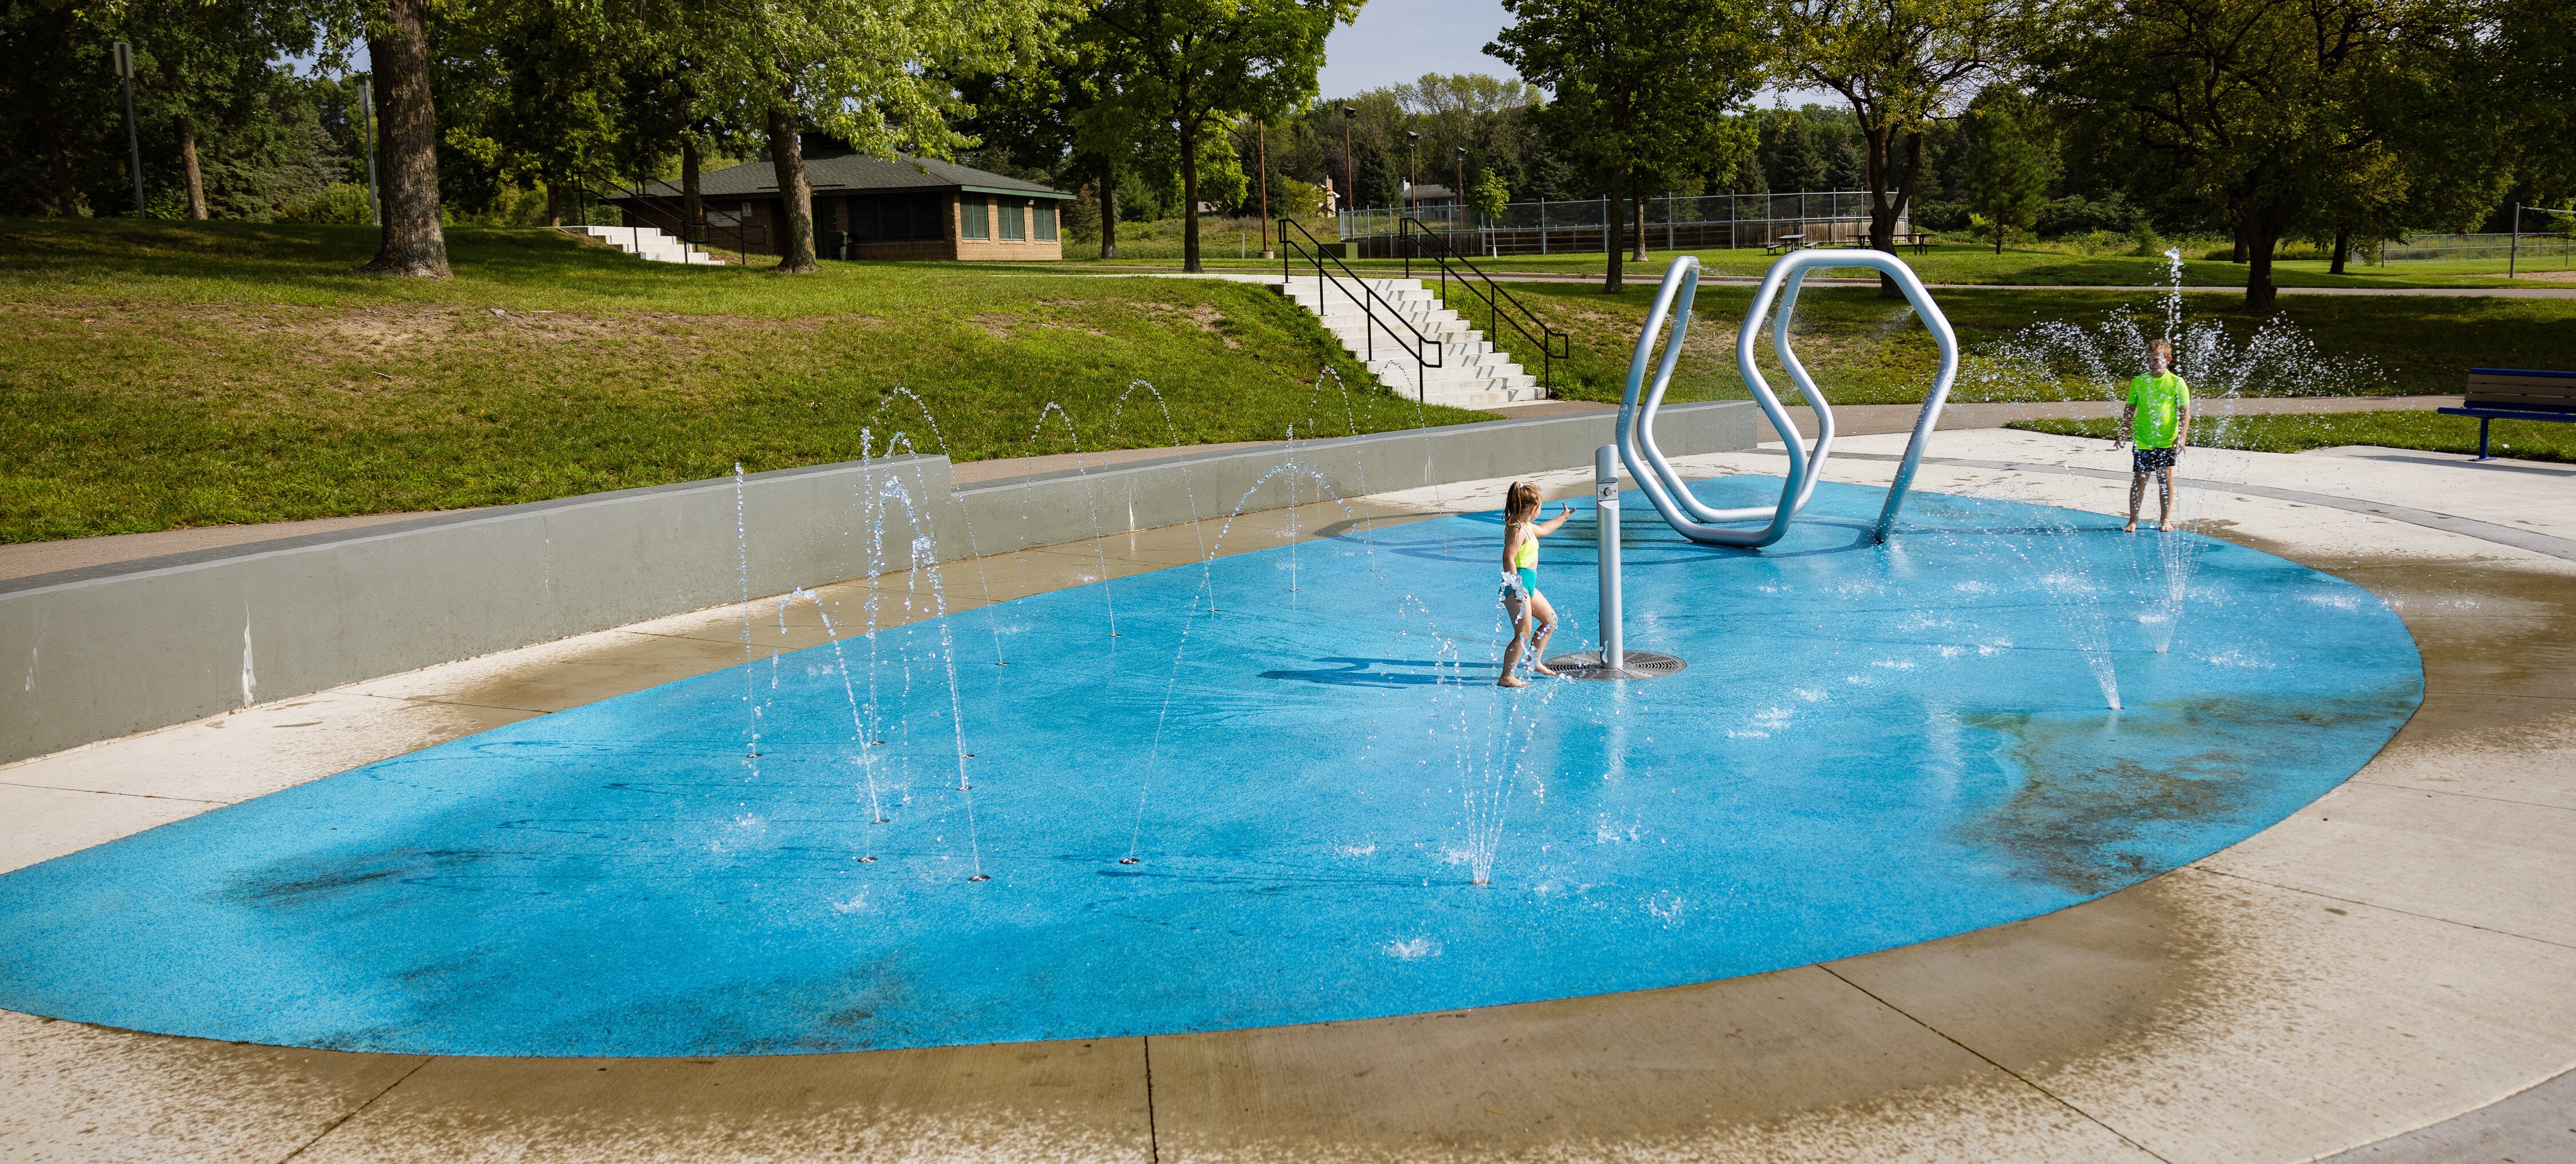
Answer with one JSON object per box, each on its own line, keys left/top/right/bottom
{"left": 1439, "top": 281, "right": 2576, "bottom": 407}
{"left": 0, "top": 219, "right": 1487, "bottom": 544}
{"left": 2008, "top": 412, "right": 2576, "bottom": 465}
{"left": 1062, "top": 236, "right": 2569, "bottom": 290}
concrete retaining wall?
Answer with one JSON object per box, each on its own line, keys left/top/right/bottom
{"left": 0, "top": 402, "right": 1755, "bottom": 763}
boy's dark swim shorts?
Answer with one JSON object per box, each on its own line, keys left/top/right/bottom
{"left": 2133, "top": 446, "right": 2177, "bottom": 473}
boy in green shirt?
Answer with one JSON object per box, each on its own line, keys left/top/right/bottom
{"left": 2117, "top": 338, "right": 2192, "bottom": 532}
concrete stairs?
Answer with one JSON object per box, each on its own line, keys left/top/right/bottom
{"left": 1268, "top": 276, "right": 1546, "bottom": 410}
{"left": 561, "top": 224, "right": 722, "bottom": 265}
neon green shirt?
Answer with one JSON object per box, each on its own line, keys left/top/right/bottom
{"left": 2127, "top": 371, "right": 2190, "bottom": 449}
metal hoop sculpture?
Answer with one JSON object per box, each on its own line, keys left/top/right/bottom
{"left": 1617, "top": 251, "right": 1959, "bottom": 547}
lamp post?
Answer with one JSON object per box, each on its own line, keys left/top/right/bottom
{"left": 1257, "top": 119, "right": 1272, "bottom": 259}
{"left": 1453, "top": 147, "right": 1465, "bottom": 226}
{"left": 1405, "top": 130, "right": 1420, "bottom": 216}
{"left": 1340, "top": 106, "right": 1356, "bottom": 216}
{"left": 357, "top": 79, "right": 382, "bottom": 227}
{"left": 112, "top": 41, "right": 144, "bottom": 219}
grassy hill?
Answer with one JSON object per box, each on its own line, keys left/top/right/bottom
{"left": 0, "top": 220, "right": 1487, "bottom": 543}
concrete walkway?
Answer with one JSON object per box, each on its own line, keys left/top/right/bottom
{"left": 3, "top": 430, "right": 2570, "bottom": 1161}
{"left": 1060, "top": 265, "right": 2576, "bottom": 297}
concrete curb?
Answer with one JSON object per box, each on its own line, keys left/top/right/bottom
{"left": 0, "top": 402, "right": 1756, "bottom": 765}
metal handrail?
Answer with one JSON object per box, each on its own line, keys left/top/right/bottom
{"left": 1397, "top": 216, "right": 1570, "bottom": 394}
{"left": 1276, "top": 217, "right": 1443, "bottom": 401}
{"left": 573, "top": 171, "right": 753, "bottom": 263}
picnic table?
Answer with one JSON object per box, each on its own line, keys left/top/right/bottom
{"left": 1764, "top": 233, "right": 1808, "bottom": 255}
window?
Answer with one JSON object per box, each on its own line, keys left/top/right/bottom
{"left": 1034, "top": 201, "right": 1058, "bottom": 241}
{"left": 962, "top": 197, "right": 989, "bottom": 239}
{"left": 998, "top": 198, "right": 1025, "bottom": 240}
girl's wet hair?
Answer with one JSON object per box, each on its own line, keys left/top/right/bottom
{"left": 1504, "top": 481, "right": 1540, "bottom": 525}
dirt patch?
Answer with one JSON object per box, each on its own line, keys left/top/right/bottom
{"left": 969, "top": 313, "right": 1017, "bottom": 341}
{"left": 1125, "top": 299, "right": 1241, "bottom": 348}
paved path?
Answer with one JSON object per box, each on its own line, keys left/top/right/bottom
{"left": 1058, "top": 265, "right": 2576, "bottom": 296}
{"left": 5, "top": 430, "right": 2572, "bottom": 1161}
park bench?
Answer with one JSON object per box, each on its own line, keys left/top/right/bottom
{"left": 2439, "top": 367, "right": 2576, "bottom": 460}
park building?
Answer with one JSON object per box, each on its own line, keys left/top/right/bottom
{"left": 609, "top": 136, "right": 1074, "bottom": 262}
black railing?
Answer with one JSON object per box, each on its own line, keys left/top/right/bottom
{"left": 1398, "top": 216, "right": 1570, "bottom": 394}
{"left": 1277, "top": 217, "right": 1442, "bottom": 401}
{"left": 571, "top": 174, "right": 757, "bottom": 263}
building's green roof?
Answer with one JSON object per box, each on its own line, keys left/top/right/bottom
{"left": 626, "top": 152, "right": 1072, "bottom": 201}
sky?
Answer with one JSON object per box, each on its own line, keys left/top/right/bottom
{"left": 1316, "top": 0, "right": 1519, "bottom": 98}
{"left": 1318, "top": 0, "right": 1834, "bottom": 108}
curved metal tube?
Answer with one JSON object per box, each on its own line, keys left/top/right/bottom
{"left": 1618, "top": 250, "right": 1958, "bottom": 548}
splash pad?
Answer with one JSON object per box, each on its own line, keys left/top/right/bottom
{"left": 0, "top": 477, "right": 2417, "bottom": 1056}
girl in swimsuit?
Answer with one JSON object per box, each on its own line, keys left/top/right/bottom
{"left": 1498, "top": 481, "right": 1572, "bottom": 687}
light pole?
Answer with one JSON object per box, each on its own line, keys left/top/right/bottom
{"left": 1405, "top": 131, "right": 1420, "bottom": 216}
{"left": 357, "top": 79, "right": 382, "bottom": 227}
{"left": 1257, "top": 119, "right": 1271, "bottom": 259}
{"left": 1340, "top": 106, "right": 1356, "bottom": 216}
{"left": 1453, "top": 147, "right": 1465, "bottom": 225}
{"left": 112, "top": 41, "right": 144, "bottom": 219}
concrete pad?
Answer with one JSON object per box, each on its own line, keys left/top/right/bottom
{"left": 0, "top": 782, "right": 218, "bottom": 875}
{"left": 0, "top": 691, "right": 533, "bottom": 803}
{"left": 1148, "top": 965, "right": 2155, "bottom": 1164}
{"left": 294, "top": 1039, "right": 1151, "bottom": 1163}
{"left": 345, "top": 631, "right": 750, "bottom": 714}
{"left": 2320, "top": 1066, "right": 2576, "bottom": 1162}
{"left": 0, "top": 1009, "right": 425, "bottom": 1163}
{"left": 1831, "top": 867, "right": 2576, "bottom": 1164}
{"left": 2196, "top": 782, "right": 2576, "bottom": 947}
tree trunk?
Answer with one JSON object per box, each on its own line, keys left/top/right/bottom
{"left": 360, "top": 0, "right": 449, "bottom": 277}
{"left": 681, "top": 136, "right": 701, "bottom": 239}
{"left": 2243, "top": 209, "right": 2281, "bottom": 311}
{"left": 2330, "top": 224, "right": 2350, "bottom": 275}
{"left": 1101, "top": 165, "right": 1119, "bottom": 259}
{"left": 1603, "top": 165, "right": 1626, "bottom": 294}
{"left": 177, "top": 117, "right": 207, "bottom": 220}
{"left": 35, "top": 95, "right": 81, "bottom": 215}
{"left": 1865, "top": 130, "right": 1921, "bottom": 298}
{"left": 1180, "top": 123, "right": 1203, "bottom": 274}
{"left": 1632, "top": 190, "right": 1647, "bottom": 260}
{"left": 2230, "top": 217, "right": 2247, "bottom": 263}
{"left": 545, "top": 182, "right": 562, "bottom": 228}
{"left": 765, "top": 102, "right": 817, "bottom": 273}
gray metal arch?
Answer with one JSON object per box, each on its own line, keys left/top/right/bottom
{"left": 1617, "top": 250, "right": 1959, "bottom": 547}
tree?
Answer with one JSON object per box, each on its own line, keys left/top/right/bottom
{"left": 1957, "top": 98, "right": 2045, "bottom": 253}
{"left": 2041, "top": 0, "right": 2488, "bottom": 308}
{"left": 361, "top": 0, "right": 450, "bottom": 275}
{"left": 1489, "top": 0, "right": 1767, "bottom": 292}
{"left": 649, "top": 0, "right": 1061, "bottom": 274}
{"left": 1772, "top": 0, "right": 2022, "bottom": 295}
{"left": 1078, "top": 0, "right": 1356, "bottom": 272}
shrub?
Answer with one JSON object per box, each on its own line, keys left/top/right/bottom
{"left": 1910, "top": 199, "right": 1971, "bottom": 232}
{"left": 2034, "top": 193, "right": 2142, "bottom": 239}
{"left": 280, "top": 182, "right": 374, "bottom": 224}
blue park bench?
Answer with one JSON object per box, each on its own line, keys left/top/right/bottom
{"left": 2440, "top": 368, "right": 2576, "bottom": 461}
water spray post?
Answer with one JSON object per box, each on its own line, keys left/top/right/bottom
{"left": 1595, "top": 443, "right": 1622, "bottom": 673}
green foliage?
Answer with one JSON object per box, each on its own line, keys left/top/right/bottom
{"left": 1073, "top": 0, "right": 1358, "bottom": 270}
{"left": 1468, "top": 169, "right": 1511, "bottom": 219}
{"left": 1488, "top": 0, "right": 1769, "bottom": 287}
{"left": 1958, "top": 102, "right": 2048, "bottom": 254}
{"left": 282, "top": 181, "right": 374, "bottom": 223}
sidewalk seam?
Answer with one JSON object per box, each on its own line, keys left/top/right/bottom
{"left": 276, "top": 1055, "right": 432, "bottom": 1163}
{"left": 1815, "top": 963, "right": 2175, "bottom": 1163}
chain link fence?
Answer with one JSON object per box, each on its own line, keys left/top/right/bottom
{"left": 1337, "top": 191, "right": 1902, "bottom": 258}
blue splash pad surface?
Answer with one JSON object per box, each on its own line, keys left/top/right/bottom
{"left": 0, "top": 479, "right": 2420, "bottom": 1056}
